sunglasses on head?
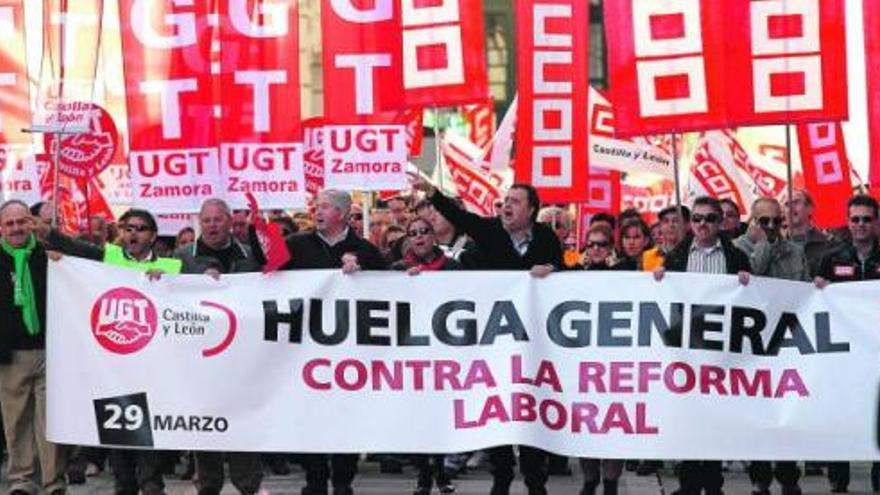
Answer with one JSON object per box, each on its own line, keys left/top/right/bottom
{"left": 407, "top": 227, "right": 432, "bottom": 237}
{"left": 125, "top": 224, "right": 152, "bottom": 233}
{"left": 756, "top": 216, "right": 782, "bottom": 227}
{"left": 586, "top": 240, "right": 610, "bottom": 248}
{"left": 692, "top": 213, "right": 721, "bottom": 224}
{"left": 850, "top": 215, "right": 875, "bottom": 225}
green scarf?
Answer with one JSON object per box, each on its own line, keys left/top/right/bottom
{"left": 1, "top": 235, "right": 40, "bottom": 336}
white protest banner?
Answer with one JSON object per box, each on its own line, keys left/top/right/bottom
{"left": 589, "top": 88, "right": 673, "bottom": 179}
{"left": 48, "top": 258, "right": 880, "bottom": 459}
{"left": 323, "top": 125, "right": 408, "bottom": 191}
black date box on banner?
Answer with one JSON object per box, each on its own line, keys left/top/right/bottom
{"left": 93, "top": 393, "right": 154, "bottom": 447}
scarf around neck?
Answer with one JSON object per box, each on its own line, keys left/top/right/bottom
{"left": 1, "top": 235, "right": 40, "bottom": 336}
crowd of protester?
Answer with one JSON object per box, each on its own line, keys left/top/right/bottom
{"left": 0, "top": 177, "right": 876, "bottom": 495}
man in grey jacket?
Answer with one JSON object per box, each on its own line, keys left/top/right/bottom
{"left": 176, "top": 198, "right": 263, "bottom": 495}
{"left": 733, "top": 197, "right": 809, "bottom": 282}
{"left": 733, "top": 196, "right": 805, "bottom": 495}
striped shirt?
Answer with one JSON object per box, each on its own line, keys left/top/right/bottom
{"left": 686, "top": 239, "right": 727, "bottom": 274}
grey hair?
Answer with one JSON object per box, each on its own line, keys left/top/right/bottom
{"left": 317, "top": 189, "right": 352, "bottom": 217}
{"left": 0, "top": 199, "right": 29, "bottom": 218}
{"left": 538, "top": 206, "right": 572, "bottom": 229}
{"left": 200, "top": 198, "right": 232, "bottom": 218}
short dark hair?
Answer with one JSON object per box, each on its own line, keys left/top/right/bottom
{"left": 510, "top": 183, "right": 541, "bottom": 223}
{"left": 658, "top": 205, "right": 691, "bottom": 223}
{"left": 590, "top": 212, "right": 617, "bottom": 230}
{"left": 848, "top": 195, "right": 879, "bottom": 218}
{"left": 691, "top": 196, "right": 723, "bottom": 216}
{"left": 618, "top": 208, "right": 643, "bottom": 224}
{"left": 414, "top": 199, "right": 432, "bottom": 212}
{"left": 719, "top": 198, "right": 740, "bottom": 215}
{"left": 119, "top": 209, "right": 158, "bottom": 232}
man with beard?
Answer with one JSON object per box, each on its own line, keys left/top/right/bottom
{"left": 786, "top": 189, "right": 838, "bottom": 277}
{"left": 176, "top": 199, "right": 264, "bottom": 495}
{"left": 814, "top": 195, "right": 880, "bottom": 493}
{"left": 410, "top": 173, "right": 561, "bottom": 495}
{"left": 0, "top": 200, "right": 67, "bottom": 495}
{"left": 733, "top": 197, "right": 806, "bottom": 494}
{"left": 654, "top": 196, "right": 750, "bottom": 495}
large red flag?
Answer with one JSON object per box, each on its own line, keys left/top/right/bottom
{"left": 515, "top": 0, "right": 590, "bottom": 203}
{"left": 724, "top": 0, "right": 847, "bottom": 127}
{"left": 320, "top": 0, "right": 402, "bottom": 123}
{"left": 0, "top": 0, "right": 29, "bottom": 146}
{"left": 865, "top": 0, "right": 880, "bottom": 191}
{"left": 797, "top": 122, "right": 853, "bottom": 228}
{"left": 605, "top": 0, "right": 847, "bottom": 137}
{"left": 218, "top": 0, "right": 304, "bottom": 210}
{"left": 119, "top": 0, "right": 221, "bottom": 213}
{"left": 396, "top": 0, "right": 489, "bottom": 107}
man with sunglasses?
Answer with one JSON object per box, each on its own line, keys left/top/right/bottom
{"left": 813, "top": 195, "right": 880, "bottom": 493}
{"left": 37, "top": 209, "right": 181, "bottom": 495}
{"left": 40, "top": 209, "right": 181, "bottom": 275}
{"left": 733, "top": 197, "right": 809, "bottom": 282}
{"left": 732, "top": 197, "right": 806, "bottom": 495}
{"left": 654, "top": 196, "right": 750, "bottom": 495}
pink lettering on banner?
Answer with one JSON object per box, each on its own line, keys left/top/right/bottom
{"left": 323, "top": 125, "right": 408, "bottom": 191}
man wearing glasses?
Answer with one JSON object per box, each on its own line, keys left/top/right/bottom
{"left": 654, "top": 196, "right": 751, "bottom": 495}
{"left": 733, "top": 197, "right": 809, "bottom": 282}
{"left": 814, "top": 195, "right": 880, "bottom": 493}
{"left": 732, "top": 197, "right": 806, "bottom": 494}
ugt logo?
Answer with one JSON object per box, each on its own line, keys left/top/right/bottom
{"left": 90, "top": 288, "right": 158, "bottom": 355}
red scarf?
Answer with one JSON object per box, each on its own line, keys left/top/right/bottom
{"left": 404, "top": 248, "right": 448, "bottom": 271}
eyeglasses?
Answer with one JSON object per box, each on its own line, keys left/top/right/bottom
{"left": 756, "top": 216, "right": 782, "bottom": 227}
{"left": 350, "top": 214, "right": 363, "bottom": 221}
{"left": 850, "top": 215, "right": 875, "bottom": 225}
{"left": 692, "top": 213, "right": 721, "bottom": 225}
{"left": 125, "top": 224, "right": 152, "bottom": 233}
{"left": 586, "top": 240, "right": 610, "bottom": 248}
{"left": 407, "top": 227, "right": 433, "bottom": 237}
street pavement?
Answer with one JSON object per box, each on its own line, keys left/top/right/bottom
{"left": 12, "top": 460, "right": 877, "bottom": 494}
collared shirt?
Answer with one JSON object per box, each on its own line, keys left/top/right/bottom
{"left": 508, "top": 229, "right": 533, "bottom": 257}
{"left": 687, "top": 238, "right": 727, "bottom": 274}
{"left": 317, "top": 227, "right": 350, "bottom": 248}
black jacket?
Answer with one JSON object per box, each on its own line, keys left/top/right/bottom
{"left": 282, "top": 229, "right": 387, "bottom": 270}
{"left": 429, "top": 192, "right": 562, "bottom": 270}
{"left": 817, "top": 241, "right": 880, "bottom": 282}
{"left": 0, "top": 246, "right": 48, "bottom": 363}
{"left": 663, "top": 233, "right": 752, "bottom": 274}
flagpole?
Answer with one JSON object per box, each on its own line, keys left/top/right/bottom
{"left": 785, "top": 124, "right": 794, "bottom": 229}
{"left": 672, "top": 132, "right": 682, "bottom": 208}
{"left": 433, "top": 105, "right": 443, "bottom": 193}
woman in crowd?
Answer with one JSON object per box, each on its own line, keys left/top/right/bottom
{"left": 392, "top": 217, "right": 458, "bottom": 494}
{"left": 579, "top": 224, "right": 631, "bottom": 494}
{"left": 618, "top": 219, "right": 652, "bottom": 269}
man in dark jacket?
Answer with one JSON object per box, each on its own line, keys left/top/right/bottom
{"left": 654, "top": 196, "right": 751, "bottom": 495}
{"left": 272, "top": 189, "right": 385, "bottom": 495}
{"left": 0, "top": 200, "right": 67, "bottom": 495}
{"left": 814, "top": 195, "right": 880, "bottom": 493}
{"left": 176, "top": 198, "right": 263, "bottom": 495}
{"left": 410, "top": 174, "right": 561, "bottom": 495}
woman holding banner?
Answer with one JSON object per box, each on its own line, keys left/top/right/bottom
{"left": 392, "top": 216, "right": 459, "bottom": 494}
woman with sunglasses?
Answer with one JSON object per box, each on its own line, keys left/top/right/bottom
{"left": 391, "top": 217, "right": 459, "bottom": 495}
{"left": 581, "top": 224, "right": 636, "bottom": 272}
{"left": 576, "top": 224, "right": 632, "bottom": 495}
